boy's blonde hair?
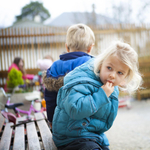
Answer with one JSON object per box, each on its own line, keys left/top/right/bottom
{"left": 66, "top": 23, "right": 95, "bottom": 51}
{"left": 94, "top": 41, "right": 142, "bottom": 93}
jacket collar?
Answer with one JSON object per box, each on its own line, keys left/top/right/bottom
{"left": 60, "top": 52, "right": 91, "bottom": 61}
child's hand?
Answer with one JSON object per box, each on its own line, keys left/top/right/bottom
{"left": 101, "top": 82, "right": 114, "bottom": 97}
{"left": 49, "top": 122, "right": 52, "bottom": 129}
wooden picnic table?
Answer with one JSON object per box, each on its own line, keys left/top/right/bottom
{"left": 0, "top": 112, "right": 57, "bottom": 150}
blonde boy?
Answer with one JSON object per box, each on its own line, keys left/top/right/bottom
{"left": 43, "top": 23, "right": 95, "bottom": 126}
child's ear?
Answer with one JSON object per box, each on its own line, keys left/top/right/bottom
{"left": 65, "top": 43, "right": 70, "bottom": 52}
{"left": 99, "top": 64, "right": 102, "bottom": 71}
{"left": 87, "top": 43, "right": 94, "bottom": 53}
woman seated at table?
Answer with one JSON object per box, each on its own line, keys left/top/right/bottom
{"left": 8, "top": 57, "right": 34, "bottom": 80}
{"left": 5, "top": 57, "right": 35, "bottom": 91}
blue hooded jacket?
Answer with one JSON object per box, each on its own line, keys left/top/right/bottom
{"left": 52, "top": 58, "right": 119, "bottom": 147}
{"left": 43, "top": 52, "right": 93, "bottom": 122}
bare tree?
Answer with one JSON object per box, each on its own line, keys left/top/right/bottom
{"left": 137, "top": 0, "right": 150, "bottom": 23}
{"left": 111, "top": 1, "right": 132, "bottom": 24}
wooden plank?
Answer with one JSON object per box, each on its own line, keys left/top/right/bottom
{"left": 0, "top": 70, "right": 7, "bottom": 78}
{"left": 5, "top": 29, "right": 9, "bottom": 68}
{"left": 139, "top": 57, "right": 150, "bottom": 63}
{"left": 2, "top": 29, "right": 6, "bottom": 70}
{"left": 18, "top": 28, "right": 21, "bottom": 57}
{"left": 139, "top": 62, "right": 150, "bottom": 67}
{"left": 0, "top": 122, "right": 14, "bottom": 150}
{"left": 24, "top": 28, "right": 28, "bottom": 68}
{"left": 37, "top": 27, "right": 40, "bottom": 60}
{"left": 34, "top": 112, "right": 57, "bottom": 150}
{"left": 0, "top": 113, "right": 4, "bottom": 132}
{"left": 0, "top": 33, "right": 57, "bottom": 38}
{"left": 142, "top": 83, "right": 150, "bottom": 88}
{"left": 141, "top": 72, "right": 150, "bottom": 77}
{"left": 138, "top": 89, "right": 150, "bottom": 94}
{"left": 14, "top": 28, "right": 18, "bottom": 58}
{"left": 0, "top": 69, "right": 40, "bottom": 78}
{"left": 26, "top": 68, "right": 40, "bottom": 74}
{"left": 21, "top": 28, "right": 25, "bottom": 61}
{"left": 39, "top": 27, "right": 43, "bottom": 58}
{"left": 13, "top": 117, "right": 26, "bottom": 150}
{"left": 31, "top": 28, "right": 35, "bottom": 68}
{"left": 11, "top": 28, "right": 15, "bottom": 60}
{"left": 26, "top": 119, "right": 41, "bottom": 150}
{"left": 137, "top": 57, "right": 150, "bottom": 100}
{"left": 8, "top": 28, "right": 12, "bottom": 64}
{"left": 0, "top": 30, "right": 2, "bottom": 71}
{"left": 43, "top": 111, "right": 47, "bottom": 119}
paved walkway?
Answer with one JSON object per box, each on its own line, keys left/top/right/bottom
{"left": 105, "top": 99, "right": 150, "bottom": 150}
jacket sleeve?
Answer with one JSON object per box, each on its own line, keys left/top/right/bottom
{"left": 94, "top": 86, "right": 119, "bottom": 132}
{"left": 45, "top": 89, "right": 57, "bottom": 122}
{"left": 105, "top": 87, "right": 119, "bottom": 129}
{"left": 63, "top": 84, "right": 110, "bottom": 120}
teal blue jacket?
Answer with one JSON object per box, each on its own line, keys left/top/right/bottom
{"left": 52, "top": 58, "right": 119, "bottom": 147}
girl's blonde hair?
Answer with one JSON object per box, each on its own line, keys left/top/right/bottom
{"left": 94, "top": 41, "right": 142, "bottom": 93}
{"left": 66, "top": 23, "right": 95, "bottom": 51}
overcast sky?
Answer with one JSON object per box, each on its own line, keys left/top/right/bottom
{"left": 0, "top": 0, "right": 147, "bottom": 27}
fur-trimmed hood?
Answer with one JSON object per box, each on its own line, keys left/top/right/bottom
{"left": 42, "top": 71, "right": 64, "bottom": 91}
{"left": 43, "top": 52, "right": 93, "bottom": 92}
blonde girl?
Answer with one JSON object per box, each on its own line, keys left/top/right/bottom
{"left": 52, "top": 41, "right": 142, "bottom": 150}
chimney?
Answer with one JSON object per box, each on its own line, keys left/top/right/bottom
{"left": 34, "top": 15, "right": 41, "bottom": 23}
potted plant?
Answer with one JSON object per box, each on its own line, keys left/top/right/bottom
{"left": 7, "top": 68, "right": 24, "bottom": 92}
{"left": 6, "top": 68, "right": 41, "bottom": 104}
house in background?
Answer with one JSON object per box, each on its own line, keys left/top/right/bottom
{"left": 9, "top": 16, "right": 47, "bottom": 28}
{"left": 45, "top": 4, "right": 118, "bottom": 27}
{"left": 45, "top": 12, "right": 119, "bottom": 27}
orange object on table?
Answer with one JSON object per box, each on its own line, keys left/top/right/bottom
{"left": 41, "top": 99, "right": 46, "bottom": 108}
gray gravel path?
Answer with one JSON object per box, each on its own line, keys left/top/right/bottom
{"left": 105, "top": 99, "right": 150, "bottom": 150}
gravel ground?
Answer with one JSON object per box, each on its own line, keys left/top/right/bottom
{"left": 105, "top": 99, "right": 150, "bottom": 150}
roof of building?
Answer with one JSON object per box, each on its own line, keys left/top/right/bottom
{"left": 8, "top": 19, "right": 47, "bottom": 28}
{"left": 46, "top": 12, "right": 119, "bottom": 27}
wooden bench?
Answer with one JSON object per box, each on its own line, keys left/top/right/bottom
{"left": 0, "top": 112, "right": 57, "bottom": 150}
{"left": 137, "top": 57, "right": 150, "bottom": 100}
